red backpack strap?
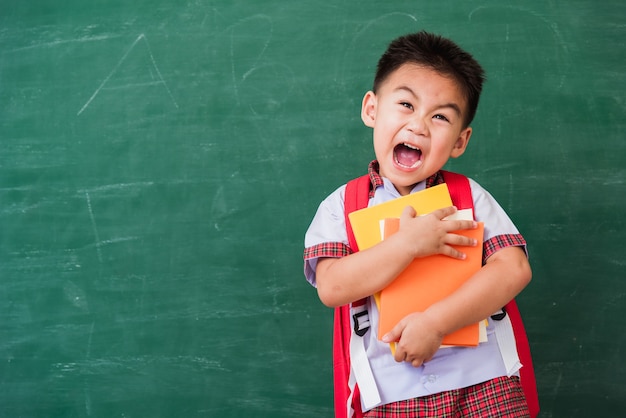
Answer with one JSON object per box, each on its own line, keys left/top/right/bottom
{"left": 441, "top": 170, "right": 474, "bottom": 212}
{"left": 504, "top": 300, "right": 539, "bottom": 417}
{"left": 442, "top": 170, "right": 539, "bottom": 417}
{"left": 333, "top": 305, "right": 357, "bottom": 418}
{"left": 333, "top": 174, "right": 370, "bottom": 418}
{"left": 344, "top": 174, "right": 371, "bottom": 252}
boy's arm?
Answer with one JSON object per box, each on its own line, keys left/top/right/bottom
{"left": 315, "top": 205, "right": 478, "bottom": 307}
{"left": 383, "top": 245, "right": 531, "bottom": 367}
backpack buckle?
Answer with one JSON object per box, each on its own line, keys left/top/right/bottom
{"left": 490, "top": 306, "right": 507, "bottom": 321}
{"left": 352, "top": 306, "right": 370, "bottom": 337}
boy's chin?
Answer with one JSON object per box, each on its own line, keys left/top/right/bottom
{"left": 385, "top": 168, "right": 428, "bottom": 185}
{"left": 386, "top": 175, "right": 429, "bottom": 195}
{"left": 380, "top": 162, "right": 432, "bottom": 187}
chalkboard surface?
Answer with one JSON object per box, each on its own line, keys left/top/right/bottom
{"left": 1, "top": 1, "right": 624, "bottom": 417}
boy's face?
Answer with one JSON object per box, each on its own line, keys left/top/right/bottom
{"left": 361, "top": 63, "right": 472, "bottom": 196}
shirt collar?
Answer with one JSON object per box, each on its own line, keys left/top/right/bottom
{"left": 367, "top": 160, "right": 444, "bottom": 198}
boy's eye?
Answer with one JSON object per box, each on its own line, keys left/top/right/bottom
{"left": 400, "top": 102, "right": 413, "bottom": 110}
{"left": 433, "top": 114, "right": 450, "bottom": 122}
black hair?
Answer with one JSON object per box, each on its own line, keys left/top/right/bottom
{"left": 373, "top": 31, "right": 486, "bottom": 127}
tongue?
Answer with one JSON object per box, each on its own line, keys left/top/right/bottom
{"left": 395, "top": 144, "right": 421, "bottom": 168}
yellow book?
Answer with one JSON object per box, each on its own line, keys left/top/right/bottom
{"left": 347, "top": 183, "right": 452, "bottom": 251}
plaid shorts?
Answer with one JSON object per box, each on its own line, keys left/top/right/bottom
{"left": 363, "top": 376, "right": 530, "bottom": 418}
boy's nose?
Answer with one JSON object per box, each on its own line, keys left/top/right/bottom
{"left": 406, "top": 115, "right": 429, "bottom": 136}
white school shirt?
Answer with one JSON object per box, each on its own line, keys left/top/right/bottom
{"left": 304, "top": 175, "right": 526, "bottom": 411}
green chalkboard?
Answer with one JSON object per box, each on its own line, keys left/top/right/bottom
{"left": 1, "top": 1, "right": 624, "bottom": 417}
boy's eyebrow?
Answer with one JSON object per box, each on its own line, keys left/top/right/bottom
{"left": 395, "top": 86, "right": 462, "bottom": 117}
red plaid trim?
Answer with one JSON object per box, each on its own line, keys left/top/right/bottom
{"left": 483, "top": 234, "right": 526, "bottom": 264}
{"left": 367, "top": 161, "right": 384, "bottom": 198}
{"left": 363, "top": 376, "right": 529, "bottom": 418}
{"left": 304, "top": 242, "right": 351, "bottom": 261}
{"left": 426, "top": 170, "right": 445, "bottom": 189}
{"left": 304, "top": 235, "right": 527, "bottom": 273}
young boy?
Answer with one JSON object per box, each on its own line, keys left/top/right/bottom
{"left": 303, "top": 32, "right": 533, "bottom": 417}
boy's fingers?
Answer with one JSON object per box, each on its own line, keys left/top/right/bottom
{"left": 447, "top": 233, "right": 478, "bottom": 247}
{"left": 442, "top": 246, "right": 467, "bottom": 260}
{"left": 382, "top": 327, "right": 401, "bottom": 344}
{"left": 446, "top": 219, "right": 478, "bottom": 231}
{"left": 401, "top": 205, "right": 417, "bottom": 219}
{"left": 431, "top": 206, "right": 457, "bottom": 219}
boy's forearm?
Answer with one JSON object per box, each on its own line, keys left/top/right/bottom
{"left": 424, "top": 246, "right": 532, "bottom": 337}
{"left": 316, "top": 233, "right": 415, "bottom": 307}
{"left": 316, "top": 207, "right": 479, "bottom": 308}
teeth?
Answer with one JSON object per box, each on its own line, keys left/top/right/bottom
{"left": 394, "top": 159, "right": 422, "bottom": 169}
{"left": 404, "top": 160, "right": 421, "bottom": 169}
{"left": 403, "top": 143, "right": 420, "bottom": 150}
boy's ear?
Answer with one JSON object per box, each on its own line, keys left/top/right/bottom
{"left": 450, "top": 127, "right": 472, "bottom": 158}
{"left": 361, "top": 91, "right": 377, "bottom": 128}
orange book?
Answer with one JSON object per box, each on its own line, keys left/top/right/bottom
{"left": 378, "top": 218, "right": 484, "bottom": 346}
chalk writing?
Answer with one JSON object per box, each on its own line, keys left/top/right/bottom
{"left": 77, "top": 34, "right": 178, "bottom": 116}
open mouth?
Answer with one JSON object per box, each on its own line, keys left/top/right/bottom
{"left": 393, "top": 143, "right": 422, "bottom": 169}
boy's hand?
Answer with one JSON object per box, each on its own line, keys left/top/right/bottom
{"left": 382, "top": 312, "right": 443, "bottom": 367}
{"left": 398, "top": 205, "right": 477, "bottom": 260}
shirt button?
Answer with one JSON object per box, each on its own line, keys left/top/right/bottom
{"left": 427, "top": 374, "right": 437, "bottom": 383}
